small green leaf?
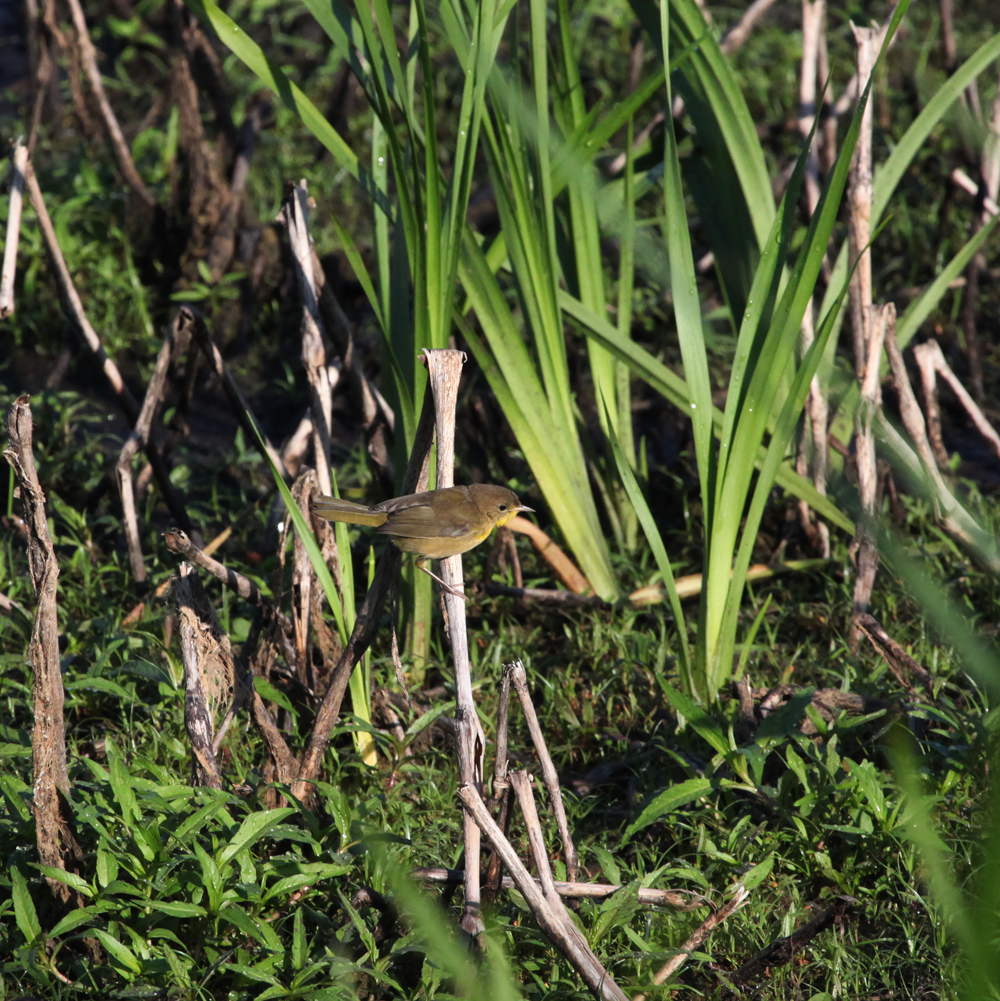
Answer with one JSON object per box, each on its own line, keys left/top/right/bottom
{"left": 92, "top": 927, "right": 142, "bottom": 974}
{"left": 219, "top": 808, "right": 296, "bottom": 864}
{"left": 12, "top": 868, "right": 41, "bottom": 944}
{"left": 739, "top": 854, "right": 774, "bottom": 893}
{"left": 624, "top": 778, "right": 717, "bottom": 840}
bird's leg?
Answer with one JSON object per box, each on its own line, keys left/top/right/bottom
{"left": 416, "top": 559, "right": 468, "bottom": 601}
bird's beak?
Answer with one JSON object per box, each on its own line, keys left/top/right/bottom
{"left": 518, "top": 504, "right": 534, "bottom": 513}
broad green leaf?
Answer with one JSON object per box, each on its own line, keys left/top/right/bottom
{"left": 219, "top": 808, "right": 296, "bottom": 864}
{"left": 624, "top": 778, "right": 718, "bottom": 840}
{"left": 12, "top": 868, "right": 41, "bottom": 944}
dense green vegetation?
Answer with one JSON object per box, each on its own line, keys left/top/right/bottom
{"left": 2, "top": 0, "right": 1000, "bottom": 997}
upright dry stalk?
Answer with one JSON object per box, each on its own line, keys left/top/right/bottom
{"left": 173, "top": 563, "right": 233, "bottom": 788}
{"left": 847, "top": 21, "right": 885, "bottom": 378}
{"left": 278, "top": 180, "right": 333, "bottom": 495}
{"left": 458, "top": 781, "right": 628, "bottom": 1001}
{"left": 423, "top": 348, "right": 488, "bottom": 939}
{"left": 117, "top": 311, "right": 193, "bottom": 585}
{"left": 4, "top": 395, "right": 79, "bottom": 900}
{"left": 851, "top": 304, "right": 891, "bottom": 641}
{"left": 508, "top": 662, "right": 579, "bottom": 882}
{"left": 797, "top": 0, "right": 831, "bottom": 557}
{"left": 960, "top": 69, "right": 1000, "bottom": 401}
{"left": 0, "top": 138, "right": 28, "bottom": 318}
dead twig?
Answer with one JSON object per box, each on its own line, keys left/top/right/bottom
{"left": 855, "top": 613, "right": 935, "bottom": 693}
{"left": 632, "top": 884, "right": 751, "bottom": 999}
{"left": 459, "top": 780, "right": 628, "bottom": 1001}
{"left": 913, "top": 339, "right": 1000, "bottom": 466}
{"left": 4, "top": 395, "right": 81, "bottom": 900}
{"left": 173, "top": 564, "right": 241, "bottom": 786}
{"left": 851, "top": 301, "right": 891, "bottom": 644}
{"left": 424, "top": 348, "right": 488, "bottom": 939}
{"left": 117, "top": 311, "right": 193, "bottom": 586}
{"left": 413, "top": 868, "right": 707, "bottom": 908}
{"left": 64, "top": 0, "right": 156, "bottom": 207}
{"left": 278, "top": 181, "right": 334, "bottom": 495}
{"left": 507, "top": 661, "right": 579, "bottom": 883}
{"left": 728, "top": 897, "right": 853, "bottom": 989}
{"left": 1, "top": 138, "right": 29, "bottom": 318}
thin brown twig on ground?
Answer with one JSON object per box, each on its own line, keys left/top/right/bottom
{"left": 4, "top": 395, "right": 81, "bottom": 900}
{"left": 913, "top": 339, "right": 1000, "bottom": 465}
{"left": 64, "top": 0, "right": 156, "bottom": 207}
{"left": 412, "top": 868, "right": 708, "bottom": 909}
{"left": 508, "top": 661, "right": 579, "bottom": 883}
{"left": 1, "top": 138, "right": 29, "bottom": 318}
{"left": 855, "top": 613, "right": 935, "bottom": 693}
{"left": 118, "top": 311, "right": 193, "bottom": 586}
{"left": 632, "top": 884, "right": 751, "bottom": 999}
{"left": 728, "top": 897, "right": 853, "bottom": 989}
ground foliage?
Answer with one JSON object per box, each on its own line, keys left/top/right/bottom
{"left": 2, "top": 0, "right": 1000, "bottom": 997}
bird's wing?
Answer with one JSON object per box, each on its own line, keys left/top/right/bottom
{"left": 378, "top": 493, "right": 476, "bottom": 540}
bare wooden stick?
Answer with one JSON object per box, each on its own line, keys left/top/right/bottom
{"left": 483, "top": 665, "right": 514, "bottom": 901}
{"left": 164, "top": 528, "right": 269, "bottom": 610}
{"left": 851, "top": 303, "right": 891, "bottom": 638}
{"left": 508, "top": 661, "right": 579, "bottom": 883}
{"left": 912, "top": 342, "right": 950, "bottom": 469}
{"left": 632, "top": 884, "right": 750, "bottom": 999}
{"left": 278, "top": 181, "right": 333, "bottom": 494}
{"left": 950, "top": 167, "right": 1000, "bottom": 216}
{"left": 64, "top": 0, "right": 156, "bottom": 207}
{"left": 847, "top": 21, "right": 886, "bottom": 380}
{"left": 729, "top": 896, "right": 851, "bottom": 988}
{"left": 413, "top": 868, "right": 707, "bottom": 908}
{"left": 117, "top": 311, "right": 192, "bottom": 586}
{"left": 458, "top": 781, "right": 629, "bottom": 1001}
{"left": 173, "top": 563, "right": 228, "bottom": 788}
{"left": 959, "top": 68, "right": 1000, "bottom": 401}
{"left": 4, "top": 395, "right": 80, "bottom": 900}
{"left": 25, "top": 159, "right": 139, "bottom": 411}
{"left": 291, "top": 386, "right": 437, "bottom": 801}
{"left": 915, "top": 339, "right": 1000, "bottom": 464}
{"left": 1, "top": 138, "right": 28, "bottom": 318}
{"left": 423, "top": 347, "right": 488, "bottom": 938}
{"left": 797, "top": 0, "right": 831, "bottom": 557}
{"left": 855, "top": 612, "right": 935, "bottom": 692}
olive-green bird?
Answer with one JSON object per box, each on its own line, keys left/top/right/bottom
{"left": 312, "top": 483, "right": 532, "bottom": 594}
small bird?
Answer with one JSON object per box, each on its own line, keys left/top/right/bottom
{"left": 312, "top": 483, "right": 533, "bottom": 596}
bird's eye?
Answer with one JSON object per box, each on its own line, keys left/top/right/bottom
{"left": 498, "top": 504, "right": 507, "bottom": 511}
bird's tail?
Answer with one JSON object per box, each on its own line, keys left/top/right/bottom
{"left": 312, "top": 495, "right": 388, "bottom": 527}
